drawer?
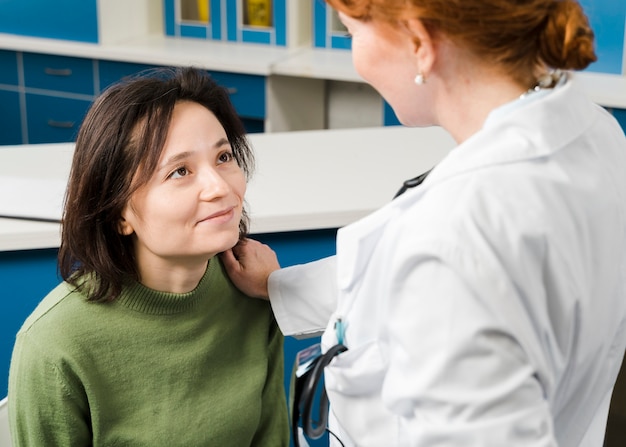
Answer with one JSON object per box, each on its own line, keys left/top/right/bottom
{"left": 0, "top": 50, "right": 19, "bottom": 86}
{"left": 25, "top": 93, "right": 92, "bottom": 144}
{"left": 99, "top": 64, "right": 267, "bottom": 122}
{"left": 208, "top": 71, "right": 266, "bottom": 119}
{"left": 23, "top": 53, "right": 95, "bottom": 96}
{"left": 0, "top": 89, "right": 23, "bottom": 145}
{"left": 98, "top": 60, "right": 163, "bottom": 93}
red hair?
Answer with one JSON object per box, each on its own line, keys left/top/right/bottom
{"left": 326, "top": 0, "right": 596, "bottom": 86}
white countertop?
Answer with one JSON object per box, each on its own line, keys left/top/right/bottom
{"left": 0, "top": 125, "right": 456, "bottom": 251}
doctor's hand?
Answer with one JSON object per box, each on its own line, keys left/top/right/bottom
{"left": 221, "top": 238, "right": 280, "bottom": 300}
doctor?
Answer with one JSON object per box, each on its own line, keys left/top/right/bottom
{"left": 222, "top": 0, "right": 626, "bottom": 445}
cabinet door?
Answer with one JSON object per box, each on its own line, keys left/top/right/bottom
{"left": 254, "top": 228, "right": 337, "bottom": 447}
{"left": 98, "top": 60, "right": 162, "bottom": 92}
{"left": 0, "top": 249, "right": 60, "bottom": 400}
{"left": 0, "top": 0, "right": 98, "bottom": 43}
{"left": 0, "top": 50, "right": 22, "bottom": 145}
{"left": 25, "top": 93, "right": 92, "bottom": 144}
{"left": 0, "top": 89, "right": 23, "bottom": 145}
{"left": 209, "top": 71, "right": 266, "bottom": 119}
{"left": 0, "top": 50, "right": 19, "bottom": 86}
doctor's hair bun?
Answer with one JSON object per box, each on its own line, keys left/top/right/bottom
{"left": 538, "top": 0, "right": 597, "bottom": 71}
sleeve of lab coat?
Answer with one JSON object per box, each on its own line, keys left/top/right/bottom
{"left": 268, "top": 256, "right": 338, "bottom": 338}
{"left": 380, "top": 258, "right": 557, "bottom": 446}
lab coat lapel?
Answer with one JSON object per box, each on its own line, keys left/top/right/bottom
{"left": 335, "top": 186, "right": 426, "bottom": 294}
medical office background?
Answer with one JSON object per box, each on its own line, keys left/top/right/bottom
{"left": 0, "top": 0, "right": 625, "bottom": 446}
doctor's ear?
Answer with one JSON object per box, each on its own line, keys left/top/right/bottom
{"left": 404, "top": 18, "right": 436, "bottom": 77}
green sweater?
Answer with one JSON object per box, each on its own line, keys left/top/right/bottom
{"left": 8, "top": 257, "right": 289, "bottom": 446}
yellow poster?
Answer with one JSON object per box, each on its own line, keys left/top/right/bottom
{"left": 246, "top": 0, "right": 271, "bottom": 27}
{"left": 197, "top": 0, "right": 210, "bottom": 22}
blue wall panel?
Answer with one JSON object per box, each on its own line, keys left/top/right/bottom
{"left": 0, "top": 0, "right": 98, "bottom": 43}
{"left": 579, "top": 0, "right": 626, "bottom": 74}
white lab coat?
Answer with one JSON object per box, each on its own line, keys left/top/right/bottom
{"left": 269, "top": 76, "right": 626, "bottom": 446}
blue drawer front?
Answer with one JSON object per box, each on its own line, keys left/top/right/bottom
{"left": 23, "top": 53, "right": 95, "bottom": 96}
{"left": 99, "top": 64, "right": 265, "bottom": 123}
{"left": 209, "top": 71, "right": 266, "bottom": 119}
{"left": 25, "top": 93, "right": 92, "bottom": 143}
{"left": 0, "top": 0, "right": 98, "bottom": 43}
{"left": 0, "top": 50, "right": 19, "bottom": 86}
{"left": 98, "top": 60, "right": 163, "bottom": 92}
{"left": 0, "top": 89, "right": 23, "bottom": 145}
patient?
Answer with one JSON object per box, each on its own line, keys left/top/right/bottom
{"left": 8, "top": 67, "right": 289, "bottom": 446}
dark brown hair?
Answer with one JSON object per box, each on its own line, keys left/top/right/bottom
{"left": 59, "top": 66, "right": 254, "bottom": 302}
{"left": 327, "top": 0, "right": 596, "bottom": 87}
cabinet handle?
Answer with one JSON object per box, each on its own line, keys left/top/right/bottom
{"left": 44, "top": 67, "right": 73, "bottom": 77}
{"left": 226, "top": 87, "right": 238, "bottom": 94}
{"left": 47, "top": 119, "right": 75, "bottom": 129}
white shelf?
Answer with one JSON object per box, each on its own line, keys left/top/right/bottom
{"left": 0, "top": 32, "right": 293, "bottom": 76}
{"left": 1, "top": 32, "right": 624, "bottom": 109}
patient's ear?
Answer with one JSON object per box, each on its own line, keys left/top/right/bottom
{"left": 117, "top": 217, "right": 134, "bottom": 236}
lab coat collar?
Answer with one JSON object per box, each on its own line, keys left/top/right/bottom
{"left": 336, "top": 74, "right": 594, "bottom": 295}
{"left": 426, "top": 74, "right": 594, "bottom": 185}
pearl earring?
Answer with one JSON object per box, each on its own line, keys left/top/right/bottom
{"left": 414, "top": 73, "right": 425, "bottom": 85}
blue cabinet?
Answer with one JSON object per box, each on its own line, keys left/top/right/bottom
{"left": 210, "top": 70, "right": 266, "bottom": 119}
{"left": 20, "top": 53, "right": 95, "bottom": 143}
{"left": 0, "top": 50, "right": 19, "bottom": 85}
{"left": 23, "top": 53, "right": 95, "bottom": 95}
{"left": 226, "top": 0, "right": 287, "bottom": 46}
{"left": 25, "top": 93, "right": 92, "bottom": 144}
{"left": 0, "top": 50, "right": 22, "bottom": 144}
{"left": 313, "top": 1, "right": 351, "bottom": 50}
{"left": 0, "top": 249, "right": 61, "bottom": 400}
{"left": 0, "top": 53, "right": 267, "bottom": 145}
{"left": 98, "top": 60, "right": 161, "bottom": 92}
{"left": 98, "top": 60, "right": 267, "bottom": 133}
{"left": 0, "top": 50, "right": 22, "bottom": 145}
{"left": 0, "top": 90, "right": 22, "bottom": 145}
{"left": 163, "top": 0, "right": 222, "bottom": 40}
{"left": 164, "top": 0, "right": 289, "bottom": 46}
{"left": 0, "top": 0, "right": 98, "bottom": 43}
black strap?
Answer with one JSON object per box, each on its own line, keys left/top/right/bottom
{"left": 393, "top": 168, "right": 433, "bottom": 198}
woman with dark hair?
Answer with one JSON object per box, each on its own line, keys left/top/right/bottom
{"left": 8, "top": 67, "right": 289, "bottom": 446}
{"left": 223, "top": 0, "right": 626, "bottom": 446}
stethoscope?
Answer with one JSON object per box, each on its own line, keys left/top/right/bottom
{"left": 294, "top": 167, "right": 434, "bottom": 446}
{"left": 393, "top": 168, "right": 433, "bottom": 199}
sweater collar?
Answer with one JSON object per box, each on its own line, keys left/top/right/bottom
{"left": 115, "top": 259, "right": 218, "bottom": 315}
